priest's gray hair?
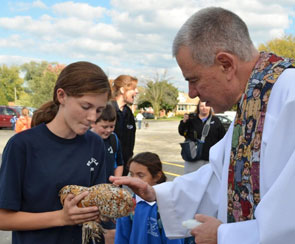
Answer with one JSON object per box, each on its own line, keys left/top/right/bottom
{"left": 172, "top": 7, "right": 257, "bottom": 66}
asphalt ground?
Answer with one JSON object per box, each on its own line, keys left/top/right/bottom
{"left": 0, "top": 120, "right": 185, "bottom": 243}
{"left": 133, "top": 119, "right": 185, "bottom": 180}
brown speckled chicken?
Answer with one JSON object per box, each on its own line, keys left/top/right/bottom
{"left": 59, "top": 184, "right": 135, "bottom": 244}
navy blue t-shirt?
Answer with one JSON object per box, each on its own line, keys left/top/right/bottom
{"left": 103, "top": 132, "right": 123, "bottom": 183}
{"left": 0, "top": 123, "right": 107, "bottom": 244}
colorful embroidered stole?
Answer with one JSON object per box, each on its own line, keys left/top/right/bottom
{"left": 227, "top": 53, "right": 295, "bottom": 223}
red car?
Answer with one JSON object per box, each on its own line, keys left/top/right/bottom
{"left": 0, "top": 106, "right": 20, "bottom": 129}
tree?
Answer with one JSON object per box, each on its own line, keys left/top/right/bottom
{"left": 137, "top": 72, "right": 179, "bottom": 118}
{"left": 142, "top": 81, "right": 164, "bottom": 118}
{"left": 0, "top": 65, "right": 24, "bottom": 104}
{"left": 21, "top": 61, "right": 64, "bottom": 107}
{"left": 0, "top": 87, "right": 7, "bottom": 105}
{"left": 160, "top": 81, "right": 179, "bottom": 112}
{"left": 258, "top": 34, "right": 295, "bottom": 59}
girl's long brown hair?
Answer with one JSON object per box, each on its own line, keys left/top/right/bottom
{"left": 31, "top": 61, "right": 111, "bottom": 127}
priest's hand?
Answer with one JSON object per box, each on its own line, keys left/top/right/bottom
{"left": 109, "top": 176, "right": 156, "bottom": 202}
{"left": 191, "top": 214, "right": 222, "bottom": 244}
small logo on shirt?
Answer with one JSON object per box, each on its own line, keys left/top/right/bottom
{"left": 126, "top": 124, "right": 134, "bottom": 129}
{"left": 147, "top": 217, "right": 159, "bottom": 237}
{"left": 108, "top": 146, "right": 114, "bottom": 154}
{"left": 86, "top": 157, "right": 99, "bottom": 172}
{"left": 86, "top": 157, "right": 99, "bottom": 167}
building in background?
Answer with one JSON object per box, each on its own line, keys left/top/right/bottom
{"left": 175, "top": 92, "right": 199, "bottom": 115}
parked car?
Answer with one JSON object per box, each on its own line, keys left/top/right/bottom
{"left": 222, "top": 111, "right": 236, "bottom": 121}
{"left": 215, "top": 114, "right": 233, "bottom": 131}
{"left": 10, "top": 106, "right": 37, "bottom": 117}
{"left": 142, "top": 112, "right": 155, "bottom": 119}
{"left": 0, "top": 106, "right": 20, "bottom": 129}
{"left": 10, "top": 105, "right": 22, "bottom": 115}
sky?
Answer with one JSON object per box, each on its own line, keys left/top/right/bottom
{"left": 0, "top": 0, "right": 294, "bottom": 92}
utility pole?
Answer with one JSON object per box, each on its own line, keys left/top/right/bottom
{"left": 14, "top": 87, "right": 17, "bottom": 104}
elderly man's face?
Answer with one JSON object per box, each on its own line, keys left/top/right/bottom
{"left": 176, "top": 46, "right": 241, "bottom": 113}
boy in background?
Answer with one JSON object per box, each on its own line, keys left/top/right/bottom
{"left": 91, "top": 102, "right": 124, "bottom": 244}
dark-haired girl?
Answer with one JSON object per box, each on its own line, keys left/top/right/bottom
{"left": 115, "top": 152, "right": 184, "bottom": 244}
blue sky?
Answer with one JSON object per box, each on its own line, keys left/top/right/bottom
{"left": 0, "top": 0, "right": 294, "bottom": 91}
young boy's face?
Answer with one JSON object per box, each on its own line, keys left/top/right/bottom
{"left": 91, "top": 120, "right": 116, "bottom": 139}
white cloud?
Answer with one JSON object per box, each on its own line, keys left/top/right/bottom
{"left": 1, "top": 0, "right": 295, "bottom": 92}
{"left": 0, "top": 14, "right": 122, "bottom": 42}
{"left": 0, "top": 16, "right": 55, "bottom": 38}
{"left": 111, "top": 0, "right": 197, "bottom": 12}
{"left": 8, "top": 0, "right": 47, "bottom": 12}
{"left": 212, "top": 0, "right": 293, "bottom": 45}
{"left": 66, "top": 38, "right": 124, "bottom": 54}
{"left": 52, "top": 1, "right": 106, "bottom": 20}
{"left": 0, "top": 35, "right": 34, "bottom": 49}
{"left": 0, "top": 35, "right": 22, "bottom": 48}
{"left": 109, "top": 3, "right": 194, "bottom": 34}
{"left": 0, "top": 55, "right": 42, "bottom": 66}
{"left": 86, "top": 22, "right": 123, "bottom": 40}
{"left": 32, "top": 0, "right": 47, "bottom": 9}
{"left": 257, "top": 0, "right": 295, "bottom": 6}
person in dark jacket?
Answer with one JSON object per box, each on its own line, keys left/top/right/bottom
{"left": 111, "top": 75, "right": 138, "bottom": 176}
{"left": 179, "top": 100, "right": 226, "bottom": 174}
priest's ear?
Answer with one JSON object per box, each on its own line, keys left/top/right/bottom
{"left": 215, "top": 52, "right": 236, "bottom": 80}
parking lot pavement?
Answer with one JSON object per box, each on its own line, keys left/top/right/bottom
{"left": 134, "top": 120, "right": 183, "bottom": 163}
{"left": 0, "top": 120, "right": 184, "bottom": 243}
{"left": 134, "top": 119, "right": 185, "bottom": 181}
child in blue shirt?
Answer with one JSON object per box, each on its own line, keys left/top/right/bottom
{"left": 91, "top": 102, "right": 124, "bottom": 244}
{"left": 10, "top": 115, "right": 17, "bottom": 130}
{"left": 115, "top": 152, "right": 184, "bottom": 244}
{"left": 0, "top": 61, "right": 111, "bottom": 244}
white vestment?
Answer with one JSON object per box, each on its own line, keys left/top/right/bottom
{"left": 154, "top": 69, "right": 295, "bottom": 244}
